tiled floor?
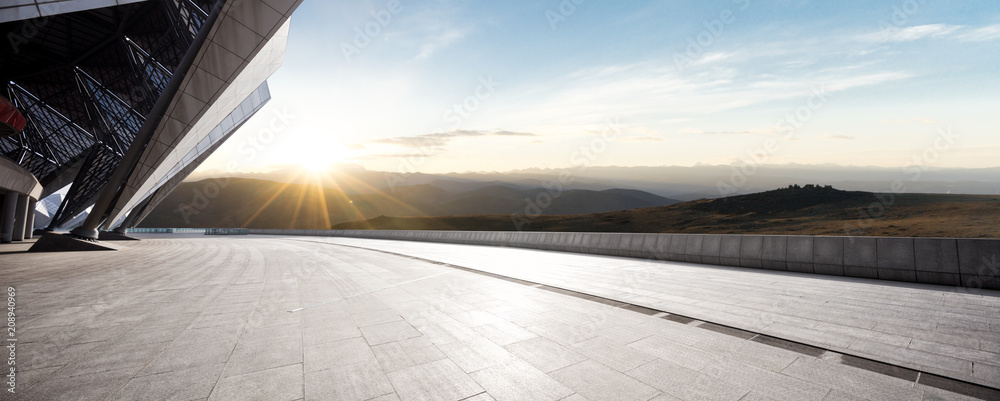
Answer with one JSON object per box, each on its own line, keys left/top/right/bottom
{"left": 314, "top": 237, "right": 1000, "bottom": 389}
{"left": 0, "top": 234, "right": 996, "bottom": 401}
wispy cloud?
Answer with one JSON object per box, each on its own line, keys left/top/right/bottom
{"left": 858, "top": 23, "right": 1000, "bottom": 44}
{"left": 879, "top": 117, "right": 941, "bottom": 125}
{"left": 957, "top": 24, "right": 1000, "bottom": 42}
{"left": 416, "top": 27, "right": 468, "bottom": 59}
{"left": 820, "top": 134, "right": 854, "bottom": 140}
{"left": 366, "top": 129, "right": 537, "bottom": 148}
{"left": 355, "top": 153, "right": 431, "bottom": 160}
{"left": 623, "top": 136, "right": 667, "bottom": 142}
{"left": 679, "top": 127, "right": 781, "bottom": 136}
{"left": 861, "top": 24, "right": 962, "bottom": 43}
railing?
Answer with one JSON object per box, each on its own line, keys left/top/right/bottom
{"left": 205, "top": 228, "right": 247, "bottom": 235}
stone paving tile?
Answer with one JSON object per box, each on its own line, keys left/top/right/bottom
{"left": 301, "top": 320, "right": 362, "bottom": 346}
{"left": 472, "top": 321, "right": 538, "bottom": 346}
{"left": 736, "top": 391, "right": 782, "bottom": 401}
{"left": 700, "top": 358, "right": 831, "bottom": 401}
{"left": 351, "top": 309, "right": 403, "bottom": 327}
{"left": 9, "top": 366, "right": 62, "bottom": 394}
{"left": 304, "top": 336, "right": 378, "bottom": 373}
{"left": 372, "top": 341, "right": 419, "bottom": 373}
{"left": 912, "top": 383, "right": 984, "bottom": 401}
{"left": 628, "top": 335, "right": 719, "bottom": 371}
{"left": 570, "top": 336, "right": 658, "bottom": 372}
{"left": 504, "top": 336, "right": 589, "bottom": 373}
{"left": 469, "top": 359, "right": 575, "bottom": 401}
{"left": 3, "top": 236, "right": 995, "bottom": 400}
{"left": 462, "top": 392, "right": 497, "bottom": 401}
{"left": 973, "top": 362, "right": 1000, "bottom": 387}
{"left": 208, "top": 363, "right": 303, "bottom": 401}
{"left": 52, "top": 340, "right": 168, "bottom": 378}
{"left": 819, "top": 390, "right": 868, "bottom": 401}
{"left": 387, "top": 359, "right": 485, "bottom": 401}
{"left": 222, "top": 337, "right": 302, "bottom": 377}
{"left": 333, "top": 237, "right": 1000, "bottom": 388}
{"left": 139, "top": 338, "right": 235, "bottom": 376}
{"left": 628, "top": 359, "right": 749, "bottom": 401}
{"left": 109, "top": 363, "right": 225, "bottom": 401}
{"left": 550, "top": 360, "right": 660, "bottom": 401}
{"left": 19, "top": 366, "right": 141, "bottom": 401}
{"left": 16, "top": 341, "right": 103, "bottom": 371}
{"left": 847, "top": 338, "right": 973, "bottom": 377}
{"left": 690, "top": 335, "right": 801, "bottom": 372}
{"left": 360, "top": 320, "right": 423, "bottom": 345}
{"left": 414, "top": 320, "right": 482, "bottom": 345}
{"left": 594, "top": 323, "right": 656, "bottom": 345}
{"left": 526, "top": 320, "right": 600, "bottom": 345}
{"left": 907, "top": 339, "right": 1000, "bottom": 366}
{"left": 304, "top": 359, "right": 395, "bottom": 401}
{"left": 437, "top": 337, "right": 516, "bottom": 373}
{"left": 780, "top": 357, "right": 924, "bottom": 401}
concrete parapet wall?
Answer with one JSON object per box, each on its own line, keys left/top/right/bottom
{"left": 245, "top": 228, "right": 1000, "bottom": 290}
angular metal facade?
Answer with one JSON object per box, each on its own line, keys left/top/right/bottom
{"left": 0, "top": 0, "right": 301, "bottom": 236}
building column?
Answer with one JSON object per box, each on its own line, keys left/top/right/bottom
{"left": 25, "top": 199, "right": 36, "bottom": 239}
{"left": 1, "top": 191, "right": 17, "bottom": 243}
{"left": 12, "top": 193, "right": 28, "bottom": 241}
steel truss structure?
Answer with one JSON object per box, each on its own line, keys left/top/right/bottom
{"left": 0, "top": 0, "right": 299, "bottom": 237}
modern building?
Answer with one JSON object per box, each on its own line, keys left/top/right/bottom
{"left": 0, "top": 0, "right": 301, "bottom": 249}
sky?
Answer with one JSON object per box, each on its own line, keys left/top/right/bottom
{"left": 197, "top": 0, "right": 1000, "bottom": 176}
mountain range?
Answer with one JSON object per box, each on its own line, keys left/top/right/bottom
{"left": 187, "top": 163, "right": 1000, "bottom": 201}
{"left": 139, "top": 178, "right": 680, "bottom": 229}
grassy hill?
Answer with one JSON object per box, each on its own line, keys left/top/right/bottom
{"left": 331, "top": 185, "right": 1000, "bottom": 238}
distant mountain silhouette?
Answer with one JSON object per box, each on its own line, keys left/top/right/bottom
{"left": 185, "top": 163, "right": 1000, "bottom": 201}
{"left": 139, "top": 177, "right": 680, "bottom": 229}
{"left": 331, "top": 185, "right": 1000, "bottom": 238}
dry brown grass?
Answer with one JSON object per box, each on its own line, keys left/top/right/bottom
{"left": 333, "top": 189, "right": 1000, "bottom": 238}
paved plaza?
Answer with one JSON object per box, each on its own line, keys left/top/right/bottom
{"left": 0, "top": 234, "right": 998, "bottom": 400}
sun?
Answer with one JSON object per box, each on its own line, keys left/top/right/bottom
{"left": 295, "top": 142, "right": 355, "bottom": 172}
{"left": 299, "top": 157, "right": 330, "bottom": 172}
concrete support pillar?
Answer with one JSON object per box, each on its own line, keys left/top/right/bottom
{"left": 12, "top": 193, "right": 28, "bottom": 241}
{"left": 1, "top": 192, "right": 17, "bottom": 243}
{"left": 25, "top": 199, "right": 36, "bottom": 239}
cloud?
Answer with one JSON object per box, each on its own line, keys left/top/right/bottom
{"left": 862, "top": 24, "right": 962, "bottom": 43}
{"left": 679, "top": 127, "right": 781, "bottom": 136}
{"left": 416, "top": 27, "right": 468, "bottom": 59}
{"left": 355, "top": 153, "right": 431, "bottom": 160}
{"left": 623, "top": 136, "right": 666, "bottom": 142}
{"left": 957, "top": 24, "right": 1000, "bottom": 42}
{"left": 368, "top": 129, "right": 538, "bottom": 148}
{"left": 346, "top": 143, "right": 367, "bottom": 150}
{"left": 820, "top": 134, "right": 854, "bottom": 140}
{"left": 879, "top": 117, "right": 940, "bottom": 125}
{"left": 859, "top": 23, "right": 1000, "bottom": 44}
